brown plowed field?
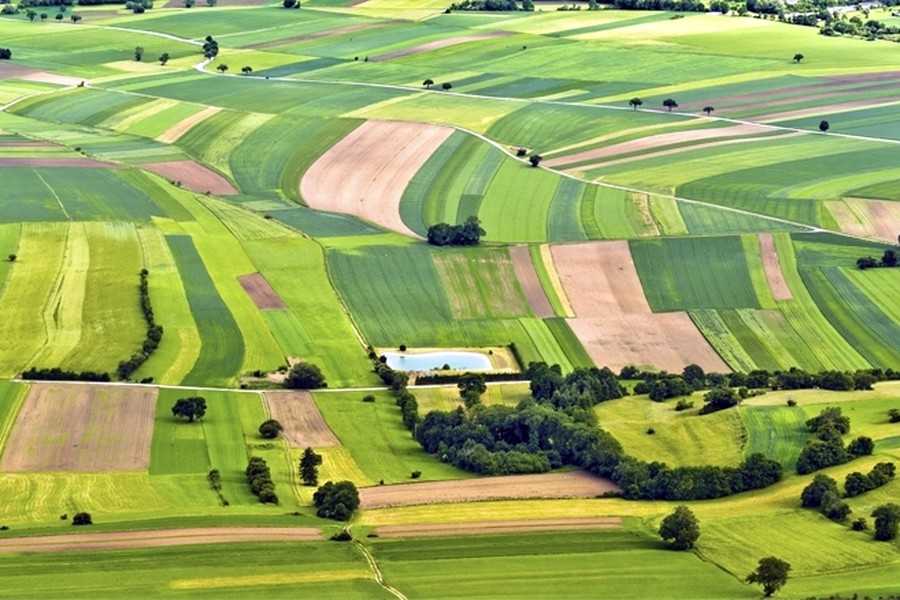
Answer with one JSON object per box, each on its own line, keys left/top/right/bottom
{"left": 263, "top": 391, "right": 339, "bottom": 448}
{"left": 509, "top": 245, "right": 554, "bottom": 318}
{"left": 239, "top": 273, "right": 286, "bottom": 310}
{"left": 550, "top": 241, "right": 729, "bottom": 372}
{"left": 0, "top": 383, "right": 157, "bottom": 472}
{"left": 544, "top": 124, "right": 769, "bottom": 168}
{"left": 758, "top": 233, "right": 792, "bottom": 301}
{"left": 143, "top": 160, "right": 237, "bottom": 195}
{"left": 300, "top": 120, "right": 454, "bottom": 237}
{"left": 0, "top": 62, "right": 83, "bottom": 86}
{"left": 156, "top": 106, "right": 221, "bottom": 144}
{"left": 0, "top": 527, "right": 322, "bottom": 554}
{"left": 359, "top": 471, "right": 619, "bottom": 509}
{"left": 376, "top": 517, "right": 622, "bottom": 538}
{"left": 0, "top": 157, "right": 116, "bottom": 168}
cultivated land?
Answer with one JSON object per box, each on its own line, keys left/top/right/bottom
{"left": 0, "top": 2, "right": 899, "bottom": 598}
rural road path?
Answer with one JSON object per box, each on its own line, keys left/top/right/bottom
{"left": 355, "top": 541, "right": 409, "bottom": 600}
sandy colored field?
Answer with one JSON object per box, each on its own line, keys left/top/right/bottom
{"left": 757, "top": 97, "right": 900, "bottom": 123}
{"left": 0, "top": 527, "right": 322, "bottom": 554}
{"left": 300, "top": 120, "right": 454, "bottom": 237}
{"left": 829, "top": 198, "right": 900, "bottom": 243}
{"left": 238, "top": 272, "right": 286, "bottom": 309}
{"left": 551, "top": 241, "right": 729, "bottom": 372}
{"left": 359, "top": 471, "right": 618, "bottom": 509}
{"left": 376, "top": 516, "right": 622, "bottom": 538}
{"left": 0, "top": 140, "right": 56, "bottom": 148}
{"left": 371, "top": 32, "right": 509, "bottom": 62}
{"left": 0, "top": 383, "right": 157, "bottom": 472}
{"left": 245, "top": 23, "right": 385, "bottom": 50}
{"left": 509, "top": 245, "right": 554, "bottom": 318}
{"left": 156, "top": 106, "right": 221, "bottom": 144}
{"left": 263, "top": 391, "right": 339, "bottom": 448}
{"left": 143, "top": 160, "right": 237, "bottom": 195}
{"left": 0, "top": 62, "right": 83, "bottom": 86}
{"left": 544, "top": 124, "right": 770, "bottom": 168}
{"left": 0, "top": 157, "right": 115, "bottom": 168}
{"left": 758, "top": 233, "right": 792, "bottom": 301}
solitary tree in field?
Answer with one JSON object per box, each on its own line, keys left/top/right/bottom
{"left": 40, "top": 12, "right": 48, "bottom": 21}
{"left": 258, "top": 419, "right": 283, "bottom": 439}
{"left": 172, "top": 396, "right": 207, "bottom": 422}
{"left": 283, "top": 0, "right": 299, "bottom": 8}
{"left": 662, "top": 98, "right": 679, "bottom": 112}
{"left": 441, "top": 82, "right": 452, "bottom": 91}
{"left": 27, "top": 9, "right": 37, "bottom": 21}
{"left": 422, "top": 78, "right": 434, "bottom": 89}
{"left": 746, "top": 557, "right": 791, "bottom": 597}
{"left": 529, "top": 154, "right": 542, "bottom": 168}
{"left": 216, "top": 63, "right": 228, "bottom": 73}
{"left": 72, "top": 512, "right": 93, "bottom": 526}
{"left": 134, "top": 46, "right": 144, "bottom": 62}
{"left": 56, "top": 12, "right": 63, "bottom": 20}
{"left": 241, "top": 65, "right": 253, "bottom": 75}
{"left": 793, "top": 53, "right": 804, "bottom": 63}
{"left": 628, "top": 97, "right": 643, "bottom": 110}
{"left": 659, "top": 505, "right": 700, "bottom": 550}
{"left": 6, "top": 254, "right": 15, "bottom": 262}
{"left": 159, "top": 52, "right": 170, "bottom": 66}
{"left": 284, "top": 361, "right": 327, "bottom": 389}
{"left": 819, "top": 120, "right": 830, "bottom": 132}
{"left": 702, "top": 105, "right": 715, "bottom": 116}
{"left": 70, "top": 14, "right": 82, "bottom": 23}
{"left": 313, "top": 481, "right": 359, "bottom": 520}
{"left": 300, "top": 447, "right": 322, "bottom": 486}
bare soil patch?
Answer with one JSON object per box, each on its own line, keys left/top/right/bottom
{"left": 239, "top": 272, "right": 286, "bottom": 310}
{"left": 758, "top": 233, "right": 792, "bottom": 301}
{"left": 0, "top": 383, "right": 157, "bottom": 472}
{"left": 0, "top": 62, "right": 83, "bottom": 86}
{"left": 143, "top": 160, "right": 237, "bottom": 196}
{"left": 263, "top": 391, "right": 339, "bottom": 448}
{"left": 551, "top": 241, "right": 728, "bottom": 372}
{"left": 371, "top": 32, "right": 509, "bottom": 62}
{"left": 300, "top": 120, "right": 453, "bottom": 237}
{"left": 509, "top": 245, "right": 554, "bottom": 318}
{"left": 0, "top": 157, "right": 116, "bottom": 168}
{"left": 156, "top": 106, "right": 221, "bottom": 144}
{"left": 832, "top": 198, "right": 900, "bottom": 243}
{"left": 544, "top": 124, "right": 769, "bottom": 168}
{"left": 359, "top": 471, "right": 618, "bottom": 509}
{"left": 376, "top": 517, "right": 622, "bottom": 538}
{"left": 0, "top": 527, "right": 322, "bottom": 554}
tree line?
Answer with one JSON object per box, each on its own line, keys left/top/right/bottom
{"left": 117, "top": 269, "right": 163, "bottom": 381}
{"left": 426, "top": 216, "right": 485, "bottom": 246}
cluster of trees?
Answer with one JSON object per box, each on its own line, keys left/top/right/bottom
{"left": 207, "top": 468, "right": 227, "bottom": 505}
{"left": 426, "top": 216, "right": 485, "bottom": 246}
{"left": 300, "top": 447, "right": 322, "bottom": 486}
{"left": 857, "top": 248, "right": 898, "bottom": 270}
{"left": 313, "top": 481, "right": 359, "bottom": 520}
{"left": 844, "top": 462, "right": 895, "bottom": 497}
{"left": 22, "top": 367, "right": 109, "bottom": 381}
{"left": 802, "top": 471, "right": 898, "bottom": 539}
{"left": 125, "top": 0, "right": 152, "bottom": 14}
{"left": 371, "top": 356, "right": 419, "bottom": 431}
{"left": 117, "top": 269, "right": 163, "bottom": 380}
{"left": 284, "top": 361, "right": 327, "bottom": 389}
{"left": 447, "top": 0, "right": 531, "bottom": 11}
{"left": 0, "top": 48, "right": 11, "bottom": 60}
{"left": 612, "top": 0, "right": 706, "bottom": 11}
{"left": 796, "top": 407, "right": 874, "bottom": 474}
{"left": 246, "top": 456, "right": 277, "bottom": 504}
{"left": 526, "top": 363, "right": 625, "bottom": 410}
{"left": 171, "top": 396, "right": 206, "bottom": 422}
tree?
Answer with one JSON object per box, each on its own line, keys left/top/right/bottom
{"left": 699, "top": 386, "right": 739, "bottom": 415}
{"left": 258, "top": 419, "right": 283, "bottom": 439}
{"left": 793, "top": 53, "right": 804, "bottom": 63}
{"left": 71, "top": 14, "right": 82, "bottom": 23}
{"left": 820, "top": 491, "right": 851, "bottom": 522}
{"left": 241, "top": 65, "right": 253, "bottom": 75}
{"left": 313, "top": 481, "right": 359, "bottom": 520}
{"left": 800, "top": 473, "right": 838, "bottom": 508}
{"left": 521, "top": 0, "right": 534, "bottom": 10}
{"left": 158, "top": 52, "right": 170, "bottom": 66}
{"left": 283, "top": 0, "right": 299, "bottom": 7}
{"left": 889, "top": 408, "right": 900, "bottom": 423}
{"left": 441, "top": 82, "right": 452, "bottom": 90}
{"left": 847, "top": 435, "right": 874, "bottom": 457}
{"left": 40, "top": 12, "right": 48, "bottom": 21}
{"left": 207, "top": 0, "right": 217, "bottom": 5}
{"left": 216, "top": 63, "right": 228, "bottom": 73}
{"left": 300, "top": 447, "right": 322, "bottom": 486}
{"left": 746, "top": 557, "right": 791, "bottom": 597}
{"left": 702, "top": 105, "right": 715, "bottom": 116}
{"left": 27, "top": 9, "right": 37, "bottom": 21}
{"left": 134, "top": 46, "right": 144, "bottom": 62}
{"left": 871, "top": 503, "right": 900, "bottom": 541}
{"left": 284, "top": 361, "right": 327, "bottom": 389}
{"left": 72, "top": 512, "right": 93, "bottom": 526}
{"left": 56, "top": 12, "right": 63, "bottom": 20}
{"left": 882, "top": 248, "right": 898, "bottom": 267}
{"left": 171, "top": 396, "right": 207, "bottom": 422}
{"left": 422, "top": 78, "right": 434, "bottom": 88}
{"left": 459, "top": 373, "right": 487, "bottom": 409}
{"left": 529, "top": 154, "right": 542, "bottom": 167}
{"left": 818, "top": 120, "right": 829, "bottom": 132}
{"left": 662, "top": 98, "right": 678, "bottom": 112}
{"left": 682, "top": 364, "right": 706, "bottom": 389}
{"left": 0, "top": 48, "right": 10, "bottom": 60}
{"left": 659, "top": 505, "right": 700, "bottom": 550}
{"left": 628, "top": 97, "right": 643, "bottom": 110}
{"left": 844, "top": 471, "right": 871, "bottom": 497}
{"left": 6, "top": 254, "right": 15, "bottom": 262}
{"left": 202, "top": 35, "right": 219, "bottom": 59}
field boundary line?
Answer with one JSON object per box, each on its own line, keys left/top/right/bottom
{"left": 34, "top": 171, "right": 72, "bottom": 221}
{"left": 0, "top": 383, "right": 28, "bottom": 459}
{"left": 354, "top": 541, "right": 408, "bottom": 600}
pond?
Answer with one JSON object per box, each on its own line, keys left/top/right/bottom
{"left": 383, "top": 351, "right": 492, "bottom": 372}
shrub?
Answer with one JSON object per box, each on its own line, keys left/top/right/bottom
{"left": 258, "top": 419, "right": 283, "bottom": 439}
{"left": 847, "top": 436, "right": 874, "bottom": 457}
{"left": 313, "top": 481, "right": 360, "bottom": 521}
{"left": 851, "top": 517, "right": 868, "bottom": 531}
{"left": 800, "top": 474, "right": 838, "bottom": 508}
{"left": 871, "top": 503, "right": 900, "bottom": 541}
{"left": 72, "top": 512, "right": 92, "bottom": 526}
{"left": 284, "top": 361, "right": 327, "bottom": 389}
{"left": 171, "top": 397, "right": 207, "bottom": 422}
{"left": 674, "top": 399, "right": 694, "bottom": 411}
{"left": 699, "top": 386, "right": 740, "bottom": 414}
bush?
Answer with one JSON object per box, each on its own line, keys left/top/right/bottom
{"left": 699, "top": 386, "right": 740, "bottom": 414}
{"left": 851, "top": 517, "right": 868, "bottom": 531}
{"left": 674, "top": 399, "right": 694, "bottom": 411}
{"left": 0, "top": 48, "right": 11, "bottom": 60}
{"left": 171, "top": 396, "right": 207, "bottom": 422}
{"left": 820, "top": 491, "right": 851, "bottom": 522}
{"left": 847, "top": 436, "right": 874, "bottom": 457}
{"left": 796, "top": 438, "right": 848, "bottom": 474}
{"left": 871, "top": 503, "right": 900, "bottom": 541}
{"left": 258, "top": 419, "right": 283, "bottom": 439}
{"left": 426, "top": 216, "right": 485, "bottom": 246}
{"left": 284, "top": 361, "right": 327, "bottom": 389}
{"left": 330, "top": 529, "right": 353, "bottom": 541}
{"left": 72, "top": 512, "right": 92, "bottom": 526}
{"left": 246, "top": 457, "right": 278, "bottom": 504}
{"left": 313, "top": 481, "right": 360, "bottom": 521}
{"left": 800, "top": 474, "right": 838, "bottom": 508}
